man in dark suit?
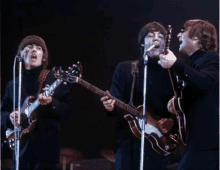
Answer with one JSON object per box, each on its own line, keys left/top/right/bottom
{"left": 1, "top": 35, "right": 72, "bottom": 170}
{"left": 100, "top": 22, "right": 175, "bottom": 170}
{"left": 159, "top": 19, "right": 219, "bottom": 170}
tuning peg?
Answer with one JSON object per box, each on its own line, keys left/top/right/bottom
{"left": 55, "top": 69, "right": 61, "bottom": 77}
{"left": 77, "top": 61, "right": 82, "bottom": 73}
{"left": 59, "top": 66, "right": 63, "bottom": 73}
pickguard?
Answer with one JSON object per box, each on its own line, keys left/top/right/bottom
{"left": 137, "top": 117, "right": 163, "bottom": 138}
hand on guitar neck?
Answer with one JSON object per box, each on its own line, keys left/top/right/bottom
{"left": 100, "top": 90, "right": 116, "bottom": 112}
{"left": 38, "top": 87, "right": 53, "bottom": 106}
{"left": 158, "top": 49, "right": 177, "bottom": 69}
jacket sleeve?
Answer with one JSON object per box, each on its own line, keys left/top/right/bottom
{"left": 38, "top": 72, "right": 72, "bottom": 120}
{"left": 106, "top": 63, "right": 127, "bottom": 118}
{"left": 172, "top": 51, "right": 219, "bottom": 91}
{"left": 49, "top": 82, "right": 72, "bottom": 119}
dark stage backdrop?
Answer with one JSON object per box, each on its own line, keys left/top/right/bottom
{"left": 1, "top": 0, "right": 219, "bottom": 159}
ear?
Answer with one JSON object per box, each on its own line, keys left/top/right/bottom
{"left": 192, "top": 37, "right": 199, "bottom": 41}
{"left": 192, "top": 37, "right": 201, "bottom": 49}
{"left": 191, "top": 37, "right": 200, "bottom": 45}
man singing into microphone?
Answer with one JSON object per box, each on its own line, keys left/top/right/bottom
{"left": 1, "top": 35, "right": 72, "bottom": 170}
{"left": 159, "top": 19, "right": 219, "bottom": 170}
{"left": 100, "top": 22, "right": 175, "bottom": 170}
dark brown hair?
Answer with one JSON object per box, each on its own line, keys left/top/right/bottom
{"left": 183, "top": 19, "right": 218, "bottom": 52}
{"left": 138, "top": 21, "right": 167, "bottom": 46}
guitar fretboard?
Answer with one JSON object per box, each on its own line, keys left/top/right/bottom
{"left": 77, "top": 78, "right": 138, "bottom": 116}
{"left": 27, "top": 79, "right": 63, "bottom": 117}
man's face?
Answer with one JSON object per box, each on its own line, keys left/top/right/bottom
{"left": 23, "top": 44, "right": 43, "bottom": 70}
{"left": 143, "top": 31, "right": 165, "bottom": 58}
{"left": 177, "top": 27, "right": 199, "bottom": 56}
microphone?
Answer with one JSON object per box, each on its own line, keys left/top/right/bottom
{"left": 144, "top": 42, "right": 160, "bottom": 55}
{"left": 16, "top": 47, "right": 30, "bottom": 58}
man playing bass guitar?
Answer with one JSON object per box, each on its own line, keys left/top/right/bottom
{"left": 101, "top": 22, "right": 177, "bottom": 170}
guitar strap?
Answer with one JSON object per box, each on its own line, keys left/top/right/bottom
{"left": 129, "top": 60, "right": 139, "bottom": 108}
{"left": 37, "top": 69, "right": 50, "bottom": 96}
{"left": 28, "top": 69, "right": 50, "bottom": 123}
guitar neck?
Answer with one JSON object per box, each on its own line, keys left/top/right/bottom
{"left": 27, "top": 79, "right": 63, "bottom": 117}
{"left": 77, "top": 77, "right": 137, "bottom": 116}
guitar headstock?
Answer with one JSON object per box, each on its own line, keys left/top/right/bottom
{"left": 52, "top": 61, "right": 83, "bottom": 83}
{"left": 164, "top": 25, "right": 172, "bottom": 55}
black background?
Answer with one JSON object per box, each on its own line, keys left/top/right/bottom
{"left": 1, "top": 0, "right": 219, "bottom": 159}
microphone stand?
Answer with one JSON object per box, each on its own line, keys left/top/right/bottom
{"left": 139, "top": 54, "right": 147, "bottom": 170}
{"left": 139, "top": 44, "right": 155, "bottom": 170}
{"left": 13, "top": 53, "right": 23, "bottom": 170}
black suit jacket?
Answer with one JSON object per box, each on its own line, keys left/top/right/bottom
{"left": 172, "top": 50, "right": 219, "bottom": 151}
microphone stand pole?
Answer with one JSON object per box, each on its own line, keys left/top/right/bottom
{"left": 13, "top": 55, "right": 17, "bottom": 170}
{"left": 140, "top": 52, "right": 148, "bottom": 170}
{"left": 140, "top": 44, "right": 156, "bottom": 170}
{"left": 14, "top": 53, "right": 23, "bottom": 170}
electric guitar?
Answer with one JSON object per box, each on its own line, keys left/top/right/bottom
{"left": 54, "top": 62, "right": 179, "bottom": 156}
{"left": 166, "top": 25, "right": 187, "bottom": 146}
{"left": 6, "top": 68, "right": 64, "bottom": 150}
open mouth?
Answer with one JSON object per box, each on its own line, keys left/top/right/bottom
{"left": 151, "top": 48, "right": 161, "bottom": 55}
{"left": 30, "top": 54, "right": 37, "bottom": 61}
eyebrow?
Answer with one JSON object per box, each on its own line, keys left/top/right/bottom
{"left": 27, "top": 44, "right": 42, "bottom": 47}
{"left": 180, "top": 27, "right": 187, "bottom": 32}
{"left": 147, "top": 31, "right": 164, "bottom": 35}
{"left": 182, "top": 26, "right": 187, "bottom": 30}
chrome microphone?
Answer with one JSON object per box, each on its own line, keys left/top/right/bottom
{"left": 16, "top": 47, "right": 30, "bottom": 58}
{"left": 144, "top": 42, "right": 160, "bottom": 55}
